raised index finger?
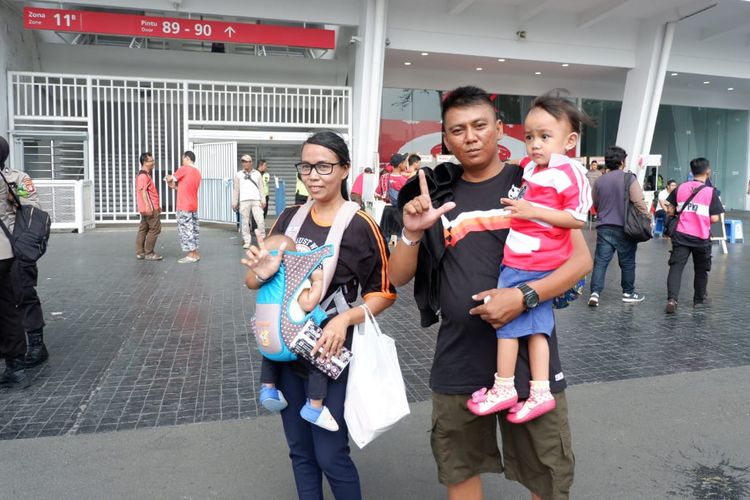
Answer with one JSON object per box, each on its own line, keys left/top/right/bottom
{"left": 418, "top": 169, "right": 430, "bottom": 198}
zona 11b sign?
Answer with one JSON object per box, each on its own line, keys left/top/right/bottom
{"left": 23, "top": 7, "right": 336, "bottom": 49}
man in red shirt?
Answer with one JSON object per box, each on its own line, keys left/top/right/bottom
{"left": 135, "top": 152, "right": 163, "bottom": 261}
{"left": 165, "top": 151, "right": 202, "bottom": 263}
{"left": 349, "top": 166, "right": 373, "bottom": 206}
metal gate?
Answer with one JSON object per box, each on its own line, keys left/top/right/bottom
{"left": 194, "top": 141, "right": 237, "bottom": 224}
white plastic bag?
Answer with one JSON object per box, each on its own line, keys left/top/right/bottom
{"left": 344, "top": 305, "right": 410, "bottom": 449}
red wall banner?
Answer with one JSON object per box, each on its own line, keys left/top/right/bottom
{"left": 23, "top": 7, "right": 336, "bottom": 49}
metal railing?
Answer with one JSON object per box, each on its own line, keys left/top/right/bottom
{"left": 9, "top": 71, "right": 352, "bottom": 222}
{"left": 35, "top": 179, "right": 96, "bottom": 233}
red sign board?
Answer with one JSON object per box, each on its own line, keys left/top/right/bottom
{"left": 23, "top": 7, "right": 335, "bottom": 49}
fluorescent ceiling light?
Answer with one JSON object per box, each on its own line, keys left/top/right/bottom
{"left": 728, "top": 87, "right": 734, "bottom": 91}
{"left": 476, "top": 67, "right": 483, "bottom": 71}
{"left": 561, "top": 63, "right": 569, "bottom": 67}
{"left": 703, "top": 81, "right": 710, "bottom": 84}
{"left": 497, "top": 58, "right": 506, "bottom": 62}
{"left": 421, "top": 52, "right": 429, "bottom": 56}
{"left": 671, "top": 72, "right": 678, "bottom": 76}
{"left": 534, "top": 71, "right": 542, "bottom": 75}
{"left": 404, "top": 61, "right": 412, "bottom": 66}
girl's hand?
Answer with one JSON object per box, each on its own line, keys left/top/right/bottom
{"left": 501, "top": 197, "right": 538, "bottom": 220}
{"left": 312, "top": 313, "right": 349, "bottom": 360}
{"left": 240, "top": 230, "right": 285, "bottom": 280}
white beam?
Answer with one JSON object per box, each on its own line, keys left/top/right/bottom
{"left": 577, "top": 0, "right": 630, "bottom": 29}
{"left": 517, "top": 0, "right": 555, "bottom": 23}
{"left": 700, "top": 16, "right": 750, "bottom": 42}
{"left": 447, "top": 0, "right": 476, "bottom": 16}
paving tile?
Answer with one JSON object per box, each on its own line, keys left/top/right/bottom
{"left": 1, "top": 218, "right": 749, "bottom": 440}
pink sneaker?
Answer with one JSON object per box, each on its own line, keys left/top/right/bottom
{"left": 467, "top": 382, "right": 518, "bottom": 416}
{"left": 506, "top": 389, "right": 556, "bottom": 424}
{"left": 507, "top": 401, "right": 525, "bottom": 414}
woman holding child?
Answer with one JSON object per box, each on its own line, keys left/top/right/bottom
{"left": 242, "top": 131, "right": 396, "bottom": 500}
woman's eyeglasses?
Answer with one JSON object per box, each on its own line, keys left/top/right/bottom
{"left": 295, "top": 162, "right": 340, "bottom": 176}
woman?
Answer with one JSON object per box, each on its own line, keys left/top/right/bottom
{"left": 243, "top": 131, "right": 396, "bottom": 499}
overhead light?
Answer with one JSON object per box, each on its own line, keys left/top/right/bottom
{"left": 421, "top": 52, "right": 429, "bottom": 56}
{"left": 534, "top": 71, "right": 542, "bottom": 75}
{"left": 703, "top": 81, "right": 710, "bottom": 84}
{"left": 497, "top": 58, "right": 506, "bottom": 62}
{"left": 671, "top": 72, "right": 678, "bottom": 76}
{"left": 476, "top": 67, "right": 483, "bottom": 71}
{"left": 728, "top": 87, "right": 734, "bottom": 91}
{"left": 404, "top": 61, "right": 412, "bottom": 66}
{"left": 561, "top": 63, "right": 569, "bottom": 67}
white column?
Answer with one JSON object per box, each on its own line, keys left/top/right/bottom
{"left": 351, "top": 0, "right": 388, "bottom": 176}
{"left": 616, "top": 20, "right": 675, "bottom": 184}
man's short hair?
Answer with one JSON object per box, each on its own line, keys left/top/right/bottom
{"left": 690, "top": 157, "right": 710, "bottom": 176}
{"left": 407, "top": 154, "right": 421, "bottom": 166}
{"left": 139, "top": 152, "right": 153, "bottom": 166}
{"left": 604, "top": 145, "right": 627, "bottom": 171}
{"left": 259, "top": 159, "right": 267, "bottom": 165}
{"left": 666, "top": 179, "right": 677, "bottom": 186}
{"left": 590, "top": 160, "right": 598, "bottom": 166}
{"left": 183, "top": 150, "right": 196, "bottom": 163}
{"left": 441, "top": 86, "right": 496, "bottom": 123}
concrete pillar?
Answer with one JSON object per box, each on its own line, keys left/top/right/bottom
{"left": 351, "top": 0, "right": 388, "bottom": 176}
{"left": 615, "top": 20, "right": 675, "bottom": 184}
{"left": 0, "top": 0, "right": 41, "bottom": 138}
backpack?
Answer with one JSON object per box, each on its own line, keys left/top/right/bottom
{"left": 0, "top": 170, "right": 51, "bottom": 262}
{"left": 252, "top": 201, "right": 360, "bottom": 362}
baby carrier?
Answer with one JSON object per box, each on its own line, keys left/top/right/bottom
{"left": 252, "top": 201, "right": 360, "bottom": 362}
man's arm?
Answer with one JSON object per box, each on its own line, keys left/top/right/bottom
{"left": 231, "top": 172, "right": 239, "bottom": 209}
{"left": 470, "top": 229, "right": 593, "bottom": 328}
{"left": 387, "top": 170, "right": 455, "bottom": 286}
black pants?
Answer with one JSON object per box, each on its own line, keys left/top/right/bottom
{"left": 261, "top": 358, "right": 328, "bottom": 401}
{"left": 0, "top": 258, "right": 26, "bottom": 359}
{"left": 667, "top": 243, "right": 712, "bottom": 302}
{"left": 16, "top": 261, "right": 45, "bottom": 333}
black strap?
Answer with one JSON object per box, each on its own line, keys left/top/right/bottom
{"left": 674, "top": 184, "right": 707, "bottom": 217}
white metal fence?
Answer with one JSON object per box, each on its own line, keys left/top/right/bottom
{"left": 9, "top": 71, "right": 352, "bottom": 222}
{"left": 35, "top": 179, "right": 95, "bottom": 233}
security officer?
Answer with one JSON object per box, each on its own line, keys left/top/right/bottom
{"left": 0, "top": 137, "right": 29, "bottom": 388}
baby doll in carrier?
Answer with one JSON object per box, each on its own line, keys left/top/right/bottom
{"left": 253, "top": 234, "right": 341, "bottom": 432}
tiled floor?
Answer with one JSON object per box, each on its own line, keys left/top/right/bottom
{"left": 1, "top": 221, "right": 748, "bottom": 440}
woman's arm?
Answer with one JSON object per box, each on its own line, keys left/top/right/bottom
{"left": 470, "top": 229, "right": 592, "bottom": 329}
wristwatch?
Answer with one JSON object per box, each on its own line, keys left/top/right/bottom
{"left": 516, "top": 283, "right": 539, "bottom": 310}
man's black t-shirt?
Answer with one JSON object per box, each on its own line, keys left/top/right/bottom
{"left": 431, "top": 164, "right": 567, "bottom": 398}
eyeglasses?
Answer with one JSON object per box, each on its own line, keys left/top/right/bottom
{"left": 295, "top": 162, "right": 340, "bottom": 176}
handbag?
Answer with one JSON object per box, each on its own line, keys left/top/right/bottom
{"left": 344, "top": 305, "right": 410, "bottom": 449}
{"left": 622, "top": 172, "right": 652, "bottom": 243}
{"left": 664, "top": 185, "right": 707, "bottom": 238}
{"left": 0, "top": 170, "right": 51, "bottom": 262}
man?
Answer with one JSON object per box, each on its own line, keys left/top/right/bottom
{"left": 2, "top": 160, "right": 50, "bottom": 370}
{"left": 655, "top": 179, "right": 677, "bottom": 219}
{"left": 588, "top": 145, "right": 648, "bottom": 307}
{"left": 349, "top": 166, "right": 373, "bottom": 206}
{"left": 664, "top": 158, "right": 724, "bottom": 313}
{"left": 165, "top": 151, "right": 202, "bottom": 263}
{"left": 258, "top": 159, "right": 271, "bottom": 218}
{"left": 0, "top": 137, "right": 31, "bottom": 388}
{"left": 135, "top": 152, "right": 163, "bottom": 261}
{"left": 231, "top": 154, "right": 265, "bottom": 249}
{"left": 378, "top": 153, "right": 414, "bottom": 244}
{"left": 585, "top": 160, "right": 601, "bottom": 189}
{"left": 389, "top": 86, "right": 592, "bottom": 500}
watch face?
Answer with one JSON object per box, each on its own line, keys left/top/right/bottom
{"left": 526, "top": 294, "right": 539, "bottom": 309}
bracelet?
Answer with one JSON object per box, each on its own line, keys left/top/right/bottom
{"left": 400, "top": 228, "right": 420, "bottom": 247}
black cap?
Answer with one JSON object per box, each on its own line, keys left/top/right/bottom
{"left": 389, "top": 153, "right": 407, "bottom": 167}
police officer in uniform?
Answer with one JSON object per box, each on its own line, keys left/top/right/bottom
{"left": 0, "top": 137, "right": 29, "bottom": 388}
{"left": 1, "top": 138, "right": 49, "bottom": 370}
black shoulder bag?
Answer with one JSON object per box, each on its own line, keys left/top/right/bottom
{"left": 623, "top": 172, "right": 653, "bottom": 243}
{"left": 663, "top": 184, "right": 707, "bottom": 238}
{"left": 0, "top": 170, "right": 51, "bottom": 262}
